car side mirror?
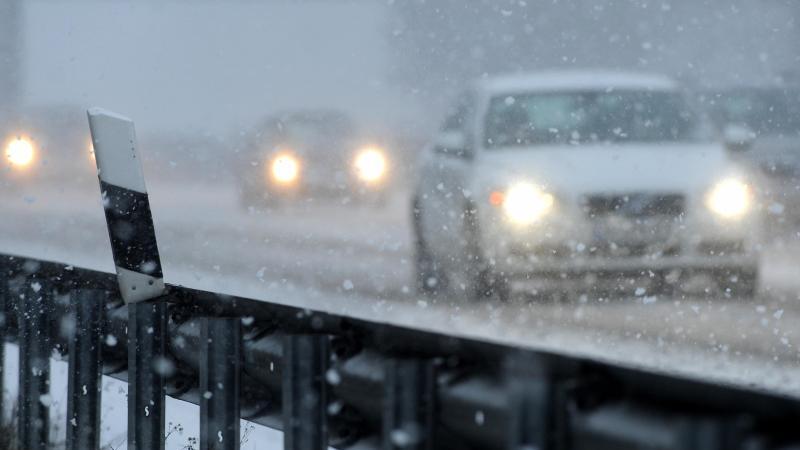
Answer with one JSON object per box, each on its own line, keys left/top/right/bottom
{"left": 434, "top": 130, "right": 472, "bottom": 159}
{"left": 723, "top": 124, "right": 756, "bottom": 153}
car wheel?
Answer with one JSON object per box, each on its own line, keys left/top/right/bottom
{"left": 412, "top": 197, "right": 447, "bottom": 296}
{"left": 463, "top": 203, "right": 510, "bottom": 302}
{"left": 719, "top": 267, "right": 758, "bottom": 299}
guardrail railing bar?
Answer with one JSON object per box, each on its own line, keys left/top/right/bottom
{"left": 66, "top": 288, "right": 105, "bottom": 450}
{"left": 283, "top": 334, "right": 330, "bottom": 450}
{"left": 2, "top": 253, "right": 800, "bottom": 449}
{"left": 200, "top": 317, "right": 242, "bottom": 450}
{"left": 88, "top": 107, "right": 169, "bottom": 450}
{"left": 16, "top": 270, "right": 51, "bottom": 450}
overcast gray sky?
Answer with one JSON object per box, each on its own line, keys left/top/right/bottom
{"left": 18, "top": 1, "right": 799, "bottom": 137}
{"left": 22, "top": 1, "right": 422, "bottom": 135}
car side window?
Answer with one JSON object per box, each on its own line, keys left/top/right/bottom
{"left": 433, "top": 92, "right": 476, "bottom": 158}
{"left": 441, "top": 92, "right": 475, "bottom": 133}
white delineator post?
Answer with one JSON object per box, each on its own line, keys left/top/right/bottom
{"left": 87, "top": 108, "right": 166, "bottom": 303}
{"left": 88, "top": 108, "right": 168, "bottom": 450}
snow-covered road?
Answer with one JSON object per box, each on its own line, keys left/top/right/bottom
{"left": 3, "top": 180, "right": 800, "bottom": 400}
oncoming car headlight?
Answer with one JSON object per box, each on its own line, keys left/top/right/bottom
{"left": 354, "top": 147, "right": 387, "bottom": 183}
{"left": 269, "top": 152, "right": 300, "bottom": 185}
{"left": 706, "top": 178, "right": 751, "bottom": 219}
{"left": 492, "top": 182, "right": 555, "bottom": 225}
{"left": 5, "top": 136, "right": 35, "bottom": 168}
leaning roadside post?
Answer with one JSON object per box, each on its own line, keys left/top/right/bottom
{"left": 88, "top": 108, "right": 169, "bottom": 450}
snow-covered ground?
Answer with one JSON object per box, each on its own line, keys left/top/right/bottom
{"left": 2, "top": 343, "right": 283, "bottom": 449}
{"left": 2, "top": 180, "right": 800, "bottom": 447}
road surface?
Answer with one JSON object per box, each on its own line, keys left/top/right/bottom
{"left": 2, "top": 179, "right": 800, "bottom": 401}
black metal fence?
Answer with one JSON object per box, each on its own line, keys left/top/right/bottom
{"left": 2, "top": 252, "right": 800, "bottom": 450}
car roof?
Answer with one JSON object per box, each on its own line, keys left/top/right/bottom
{"left": 272, "top": 109, "right": 352, "bottom": 124}
{"left": 476, "top": 70, "right": 679, "bottom": 95}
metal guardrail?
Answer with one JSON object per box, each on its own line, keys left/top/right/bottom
{"left": 2, "top": 108, "right": 800, "bottom": 449}
{"left": 2, "top": 253, "right": 800, "bottom": 450}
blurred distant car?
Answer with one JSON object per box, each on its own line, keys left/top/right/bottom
{"left": 413, "top": 71, "right": 761, "bottom": 301}
{"left": 238, "top": 110, "right": 391, "bottom": 207}
{"left": 701, "top": 85, "right": 800, "bottom": 226}
{"left": 1, "top": 106, "right": 96, "bottom": 189}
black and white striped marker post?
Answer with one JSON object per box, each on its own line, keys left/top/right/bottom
{"left": 87, "top": 108, "right": 165, "bottom": 302}
{"left": 88, "top": 108, "right": 168, "bottom": 450}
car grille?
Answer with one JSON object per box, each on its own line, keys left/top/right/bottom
{"left": 583, "top": 193, "right": 685, "bottom": 218}
{"left": 697, "top": 240, "right": 745, "bottom": 256}
{"left": 512, "top": 242, "right": 681, "bottom": 260}
{"left": 762, "top": 162, "right": 799, "bottom": 179}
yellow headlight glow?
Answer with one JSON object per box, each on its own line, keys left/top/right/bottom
{"left": 354, "top": 147, "right": 387, "bottom": 183}
{"left": 502, "top": 182, "right": 554, "bottom": 225}
{"left": 5, "top": 137, "right": 35, "bottom": 168}
{"left": 706, "top": 178, "right": 751, "bottom": 219}
{"left": 270, "top": 153, "right": 300, "bottom": 184}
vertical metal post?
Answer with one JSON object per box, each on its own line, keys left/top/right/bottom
{"left": 382, "top": 358, "right": 435, "bottom": 450}
{"left": 200, "top": 317, "right": 242, "bottom": 450}
{"left": 283, "top": 334, "right": 329, "bottom": 450}
{"left": 128, "top": 299, "right": 168, "bottom": 450}
{"left": 0, "top": 258, "right": 7, "bottom": 427}
{"left": 505, "top": 353, "right": 562, "bottom": 450}
{"left": 66, "top": 288, "right": 105, "bottom": 450}
{"left": 17, "top": 275, "right": 50, "bottom": 450}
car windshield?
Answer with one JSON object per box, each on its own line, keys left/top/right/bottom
{"left": 708, "top": 88, "right": 800, "bottom": 137}
{"left": 261, "top": 114, "right": 356, "bottom": 148}
{"left": 485, "top": 91, "right": 712, "bottom": 147}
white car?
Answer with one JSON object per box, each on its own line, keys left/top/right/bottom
{"left": 412, "top": 71, "right": 761, "bottom": 301}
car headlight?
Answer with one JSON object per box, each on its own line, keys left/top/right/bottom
{"left": 5, "top": 136, "right": 35, "bottom": 168}
{"left": 270, "top": 153, "right": 300, "bottom": 184}
{"left": 494, "top": 182, "right": 555, "bottom": 225}
{"left": 706, "top": 178, "right": 751, "bottom": 219}
{"left": 354, "top": 147, "right": 387, "bottom": 183}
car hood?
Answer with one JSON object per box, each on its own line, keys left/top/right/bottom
{"left": 474, "top": 143, "right": 739, "bottom": 196}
